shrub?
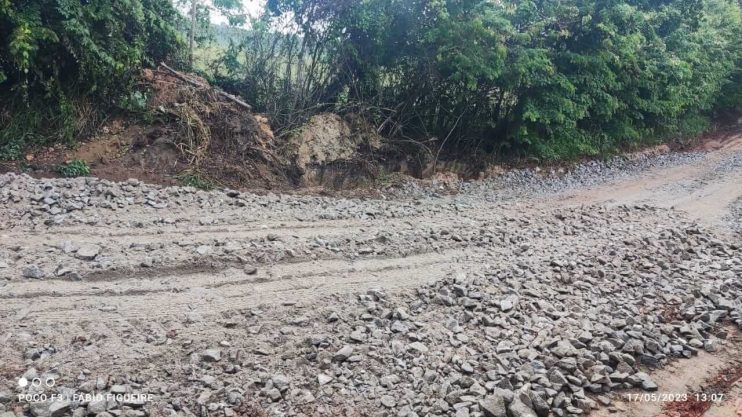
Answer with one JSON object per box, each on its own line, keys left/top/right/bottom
{"left": 177, "top": 172, "right": 215, "bottom": 190}
{"left": 0, "top": 0, "right": 183, "bottom": 157}
{"left": 221, "top": 0, "right": 742, "bottom": 160}
{"left": 58, "top": 159, "right": 91, "bottom": 177}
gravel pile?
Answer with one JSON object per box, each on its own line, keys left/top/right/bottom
{"left": 490, "top": 151, "right": 709, "bottom": 194}
{"left": 725, "top": 198, "right": 742, "bottom": 237}
{"left": 2, "top": 205, "right": 739, "bottom": 417}
{"left": 0, "top": 173, "right": 439, "bottom": 228}
{"left": 229, "top": 209, "right": 739, "bottom": 417}
{"left": 388, "top": 150, "right": 709, "bottom": 199}
{"left": 1, "top": 173, "right": 502, "bottom": 282}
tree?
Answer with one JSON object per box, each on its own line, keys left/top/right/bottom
{"left": 0, "top": 0, "right": 182, "bottom": 157}
{"left": 180, "top": 0, "right": 244, "bottom": 69}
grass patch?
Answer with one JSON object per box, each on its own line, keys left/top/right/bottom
{"left": 177, "top": 171, "right": 216, "bottom": 190}
{"left": 58, "top": 160, "right": 91, "bottom": 177}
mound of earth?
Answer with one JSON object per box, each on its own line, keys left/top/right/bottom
{"left": 285, "top": 113, "right": 388, "bottom": 188}
{"left": 0, "top": 67, "right": 291, "bottom": 189}
{"left": 124, "top": 67, "right": 289, "bottom": 189}
{"left": 0, "top": 66, "right": 405, "bottom": 190}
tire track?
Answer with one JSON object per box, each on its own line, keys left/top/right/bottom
{"left": 0, "top": 248, "right": 475, "bottom": 323}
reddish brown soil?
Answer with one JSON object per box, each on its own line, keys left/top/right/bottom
{"left": 0, "top": 121, "right": 182, "bottom": 186}
{"left": 1, "top": 67, "right": 292, "bottom": 191}
{"left": 663, "top": 364, "right": 742, "bottom": 417}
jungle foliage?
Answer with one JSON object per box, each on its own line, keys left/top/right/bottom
{"left": 1, "top": 0, "right": 741, "bottom": 161}
{"left": 0, "top": 0, "right": 182, "bottom": 159}
{"left": 211, "top": 0, "right": 742, "bottom": 160}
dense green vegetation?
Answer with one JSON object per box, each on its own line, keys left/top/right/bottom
{"left": 2, "top": 0, "right": 741, "bottom": 162}
{"left": 57, "top": 159, "right": 90, "bottom": 177}
{"left": 0, "top": 0, "right": 182, "bottom": 159}
{"left": 212, "top": 0, "right": 742, "bottom": 159}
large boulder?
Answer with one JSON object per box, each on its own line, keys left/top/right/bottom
{"left": 287, "top": 113, "right": 383, "bottom": 187}
{"left": 288, "top": 113, "right": 359, "bottom": 172}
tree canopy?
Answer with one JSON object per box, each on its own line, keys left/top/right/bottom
{"left": 241, "top": 0, "right": 742, "bottom": 159}
{"left": 0, "top": 0, "right": 182, "bottom": 157}
{"left": 1, "top": 0, "right": 741, "bottom": 161}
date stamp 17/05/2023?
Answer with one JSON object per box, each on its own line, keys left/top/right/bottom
{"left": 625, "top": 392, "right": 742, "bottom": 416}
{"left": 626, "top": 392, "right": 727, "bottom": 403}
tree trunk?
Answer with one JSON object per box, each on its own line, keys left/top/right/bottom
{"left": 189, "top": 0, "right": 197, "bottom": 69}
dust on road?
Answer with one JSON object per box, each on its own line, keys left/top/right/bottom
{"left": 0, "top": 129, "right": 741, "bottom": 417}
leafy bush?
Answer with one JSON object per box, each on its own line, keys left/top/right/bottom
{"left": 120, "top": 91, "right": 149, "bottom": 114}
{"left": 0, "top": 136, "right": 23, "bottom": 160}
{"left": 58, "top": 159, "right": 91, "bottom": 177}
{"left": 2, "top": 0, "right": 740, "bottom": 164}
{"left": 210, "top": 0, "right": 742, "bottom": 161}
{"left": 0, "top": 0, "right": 183, "bottom": 158}
{"left": 177, "top": 172, "right": 215, "bottom": 190}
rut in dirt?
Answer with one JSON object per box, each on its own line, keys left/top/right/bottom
{"left": 0, "top": 130, "right": 741, "bottom": 417}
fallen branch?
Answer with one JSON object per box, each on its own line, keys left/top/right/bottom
{"left": 160, "top": 62, "right": 253, "bottom": 111}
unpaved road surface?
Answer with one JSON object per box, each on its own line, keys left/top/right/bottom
{"left": 0, "top": 129, "right": 741, "bottom": 417}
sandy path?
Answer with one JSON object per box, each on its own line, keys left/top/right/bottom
{"left": 554, "top": 130, "right": 742, "bottom": 231}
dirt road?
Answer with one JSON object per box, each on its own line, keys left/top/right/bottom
{"left": 0, "top": 129, "right": 740, "bottom": 417}
{"left": 557, "top": 129, "right": 742, "bottom": 232}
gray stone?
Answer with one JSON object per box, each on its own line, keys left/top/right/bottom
{"left": 391, "top": 321, "right": 409, "bottom": 333}
{"left": 333, "top": 345, "right": 353, "bottom": 362}
{"left": 407, "top": 342, "right": 429, "bottom": 354}
{"left": 30, "top": 402, "right": 51, "bottom": 417}
{"left": 631, "top": 372, "right": 658, "bottom": 391}
{"left": 549, "top": 368, "right": 568, "bottom": 386}
{"left": 552, "top": 340, "right": 578, "bottom": 358}
{"left": 22, "top": 264, "right": 44, "bottom": 279}
{"left": 577, "top": 331, "right": 593, "bottom": 343}
{"left": 508, "top": 397, "right": 537, "bottom": 417}
{"left": 317, "top": 374, "right": 333, "bottom": 385}
{"left": 641, "top": 378, "right": 658, "bottom": 391}
{"left": 60, "top": 241, "right": 78, "bottom": 253}
{"left": 380, "top": 395, "right": 396, "bottom": 408}
{"left": 201, "top": 349, "right": 222, "bottom": 362}
{"left": 49, "top": 401, "right": 71, "bottom": 417}
{"left": 688, "top": 338, "right": 703, "bottom": 349}
{"left": 110, "top": 384, "right": 128, "bottom": 394}
{"left": 529, "top": 392, "right": 549, "bottom": 417}
{"left": 455, "top": 408, "right": 470, "bottom": 417}
{"left": 596, "top": 396, "right": 611, "bottom": 406}
{"left": 380, "top": 375, "right": 400, "bottom": 387}
{"left": 76, "top": 244, "right": 101, "bottom": 260}
{"left": 266, "top": 388, "right": 281, "bottom": 401}
{"left": 565, "top": 406, "right": 584, "bottom": 414}
{"left": 292, "top": 389, "right": 315, "bottom": 404}
{"left": 558, "top": 357, "right": 577, "bottom": 372}
{"left": 122, "top": 395, "right": 147, "bottom": 408}
{"left": 496, "top": 340, "right": 513, "bottom": 353}
{"left": 88, "top": 399, "right": 108, "bottom": 414}
{"left": 0, "top": 391, "right": 11, "bottom": 404}
{"left": 271, "top": 374, "right": 289, "bottom": 391}
{"left": 500, "top": 294, "right": 519, "bottom": 312}
{"left": 479, "top": 389, "right": 513, "bottom": 417}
